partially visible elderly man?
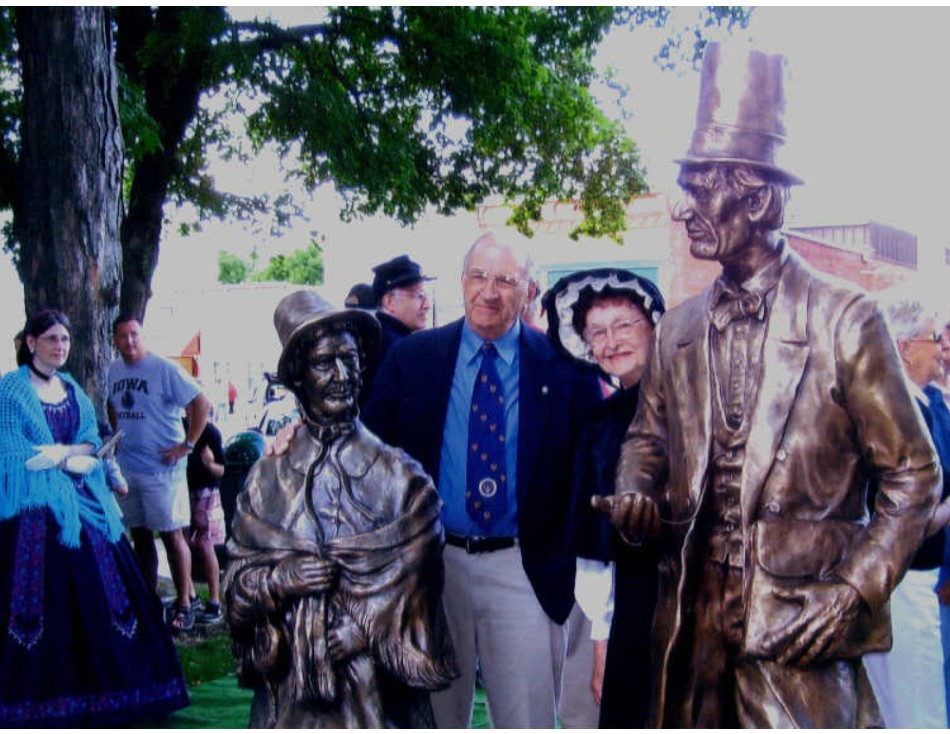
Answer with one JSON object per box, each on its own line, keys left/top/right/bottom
{"left": 364, "top": 230, "right": 601, "bottom": 728}
{"left": 224, "top": 291, "right": 456, "bottom": 728}
{"left": 598, "top": 43, "right": 941, "bottom": 728}
{"left": 359, "top": 255, "right": 435, "bottom": 403}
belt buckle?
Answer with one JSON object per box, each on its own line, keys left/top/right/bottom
{"left": 466, "top": 536, "right": 481, "bottom": 554}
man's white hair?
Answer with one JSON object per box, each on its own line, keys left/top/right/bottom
{"left": 462, "top": 229, "right": 536, "bottom": 282}
{"left": 880, "top": 284, "right": 939, "bottom": 342}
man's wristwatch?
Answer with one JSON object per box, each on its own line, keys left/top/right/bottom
{"left": 183, "top": 439, "right": 195, "bottom": 453}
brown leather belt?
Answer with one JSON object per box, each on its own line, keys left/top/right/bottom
{"left": 445, "top": 533, "right": 516, "bottom": 554}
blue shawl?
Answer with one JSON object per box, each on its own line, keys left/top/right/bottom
{"left": 0, "top": 365, "right": 124, "bottom": 547}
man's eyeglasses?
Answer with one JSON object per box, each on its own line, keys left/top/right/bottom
{"left": 393, "top": 288, "right": 429, "bottom": 304}
{"left": 584, "top": 319, "right": 647, "bottom": 349}
{"left": 464, "top": 268, "right": 525, "bottom": 291}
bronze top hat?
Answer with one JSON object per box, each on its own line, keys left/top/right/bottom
{"left": 274, "top": 290, "right": 380, "bottom": 386}
{"left": 677, "top": 42, "right": 803, "bottom": 186}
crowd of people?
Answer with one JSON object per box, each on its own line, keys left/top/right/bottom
{"left": 2, "top": 41, "right": 950, "bottom": 729}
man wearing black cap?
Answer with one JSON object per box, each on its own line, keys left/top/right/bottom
{"left": 372, "top": 254, "right": 434, "bottom": 356}
{"left": 361, "top": 255, "right": 435, "bottom": 403}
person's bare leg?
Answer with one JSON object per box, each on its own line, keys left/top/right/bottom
{"left": 197, "top": 536, "right": 221, "bottom": 605}
{"left": 131, "top": 526, "right": 159, "bottom": 591}
{"left": 160, "top": 528, "right": 193, "bottom": 609}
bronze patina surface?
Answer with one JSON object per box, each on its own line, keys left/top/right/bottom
{"left": 224, "top": 291, "right": 455, "bottom": 728}
{"left": 597, "top": 42, "right": 941, "bottom": 728}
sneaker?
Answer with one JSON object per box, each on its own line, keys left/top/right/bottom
{"left": 168, "top": 604, "right": 195, "bottom": 634}
{"left": 196, "top": 601, "right": 222, "bottom": 624}
{"left": 190, "top": 595, "right": 205, "bottom": 614}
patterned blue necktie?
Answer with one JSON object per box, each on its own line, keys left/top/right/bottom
{"left": 924, "top": 384, "right": 950, "bottom": 468}
{"left": 467, "top": 342, "right": 507, "bottom": 531}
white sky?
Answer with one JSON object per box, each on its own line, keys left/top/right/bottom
{"left": 605, "top": 6, "right": 950, "bottom": 251}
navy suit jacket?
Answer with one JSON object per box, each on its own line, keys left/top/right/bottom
{"left": 362, "top": 318, "right": 601, "bottom": 624}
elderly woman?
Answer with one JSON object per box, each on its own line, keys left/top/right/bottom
{"left": 862, "top": 294, "right": 950, "bottom": 728}
{"left": 542, "top": 268, "right": 665, "bottom": 729}
{"left": 224, "top": 291, "right": 455, "bottom": 728}
{"left": 0, "top": 310, "right": 187, "bottom": 727}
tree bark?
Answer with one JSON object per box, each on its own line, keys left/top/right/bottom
{"left": 15, "top": 7, "right": 124, "bottom": 420}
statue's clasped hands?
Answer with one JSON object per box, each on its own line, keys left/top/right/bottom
{"left": 269, "top": 555, "right": 338, "bottom": 601}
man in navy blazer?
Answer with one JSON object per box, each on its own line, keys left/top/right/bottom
{"left": 363, "top": 230, "right": 601, "bottom": 728}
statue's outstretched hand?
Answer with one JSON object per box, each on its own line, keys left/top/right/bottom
{"left": 269, "top": 555, "right": 337, "bottom": 601}
{"left": 591, "top": 492, "right": 661, "bottom": 544}
{"left": 757, "top": 581, "right": 864, "bottom": 667}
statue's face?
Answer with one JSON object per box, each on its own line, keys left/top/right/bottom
{"left": 299, "top": 330, "right": 361, "bottom": 422}
{"left": 674, "top": 165, "right": 753, "bottom": 264}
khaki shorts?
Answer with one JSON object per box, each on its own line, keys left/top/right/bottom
{"left": 116, "top": 464, "right": 190, "bottom": 532}
{"left": 188, "top": 487, "right": 226, "bottom": 545}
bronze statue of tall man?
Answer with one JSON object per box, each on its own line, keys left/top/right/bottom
{"left": 596, "top": 42, "right": 942, "bottom": 727}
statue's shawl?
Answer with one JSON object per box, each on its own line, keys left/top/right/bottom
{"left": 226, "top": 424, "right": 455, "bottom": 722}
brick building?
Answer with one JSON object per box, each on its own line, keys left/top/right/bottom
{"left": 484, "top": 195, "right": 934, "bottom": 313}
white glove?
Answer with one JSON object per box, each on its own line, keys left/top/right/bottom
{"left": 25, "top": 444, "right": 71, "bottom": 472}
{"left": 63, "top": 455, "right": 100, "bottom": 476}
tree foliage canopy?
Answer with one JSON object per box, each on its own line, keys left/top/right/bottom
{"left": 1, "top": 6, "right": 751, "bottom": 323}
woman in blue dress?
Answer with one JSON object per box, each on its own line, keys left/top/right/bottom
{"left": 0, "top": 309, "right": 189, "bottom": 727}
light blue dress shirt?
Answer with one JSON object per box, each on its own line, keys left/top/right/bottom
{"left": 439, "top": 320, "right": 520, "bottom": 537}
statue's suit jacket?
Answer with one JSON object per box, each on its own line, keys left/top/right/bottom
{"left": 363, "top": 318, "right": 601, "bottom": 625}
{"left": 616, "top": 250, "right": 942, "bottom": 724}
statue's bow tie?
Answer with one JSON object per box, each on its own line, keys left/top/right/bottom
{"left": 711, "top": 289, "right": 766, "bottom": 331}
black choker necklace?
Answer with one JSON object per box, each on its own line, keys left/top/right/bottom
{"left": 28, "top": 362, "right": 53, "bottom": 381}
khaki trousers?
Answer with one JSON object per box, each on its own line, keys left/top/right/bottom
{"left": 431, "top": 543, "right": 561, "bottom": 728}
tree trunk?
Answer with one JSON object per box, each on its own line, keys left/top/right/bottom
{"left": 15, "top": 7, "right": 124, "bottom": 420}
{"left": 115, "top": 7, "right": 218, "bottom": 322}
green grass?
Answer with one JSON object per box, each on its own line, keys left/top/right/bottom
{"left": 158, "top": 626, "right": 493, "bottom": 728}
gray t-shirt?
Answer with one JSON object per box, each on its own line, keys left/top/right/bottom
{"left": 107, "top": 352, "right": 202, "bottom": 475}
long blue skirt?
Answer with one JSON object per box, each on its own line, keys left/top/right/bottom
{"left": 0, "top": 508, "right": 189, "bottom": 727}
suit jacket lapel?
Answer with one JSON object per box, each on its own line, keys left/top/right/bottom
{"left": 424, "top": 320, "right": 464, "bottom": 481}
{"left": 517, "top": 326, "right": 552, "bottom": 507}
{"left": 741, "top": 255, "right": 811, "bottom": 526}
{"left": 670, "top": 293, "right": 714, "bottom": 510}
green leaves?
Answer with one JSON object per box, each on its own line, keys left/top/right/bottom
{"left": 240, "top": 7, "right": 643, "bottom": 236}
{"left": 219, "top": 242, "right": 324, "bottom": 286}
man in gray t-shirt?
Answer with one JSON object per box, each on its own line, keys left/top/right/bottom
{"left": 108, "top": 316, "right": 211, "bottom": 633}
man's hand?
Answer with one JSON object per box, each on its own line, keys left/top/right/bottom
{"left": 590, "top": 638, "right": 608, "bottom": 705}
{"left": 937, "top": 579, "right": 950, "bottom": 607}
{"left": 160, "top": 443, "right": 191, "bottom": 465}
{"left": 266, "top": 419, "right": 304, "bottom": 457}
{"left": 591, "top": 492, "right": 661, "bottom": 542}
{"left": 268, "top": 555, "right": 337, "bottom": 601}
{"left": 756, "top": 581, "right": 865, "bottom": 667}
